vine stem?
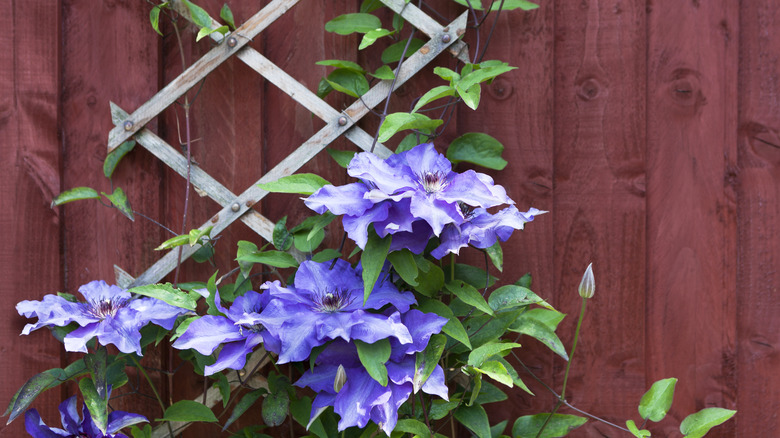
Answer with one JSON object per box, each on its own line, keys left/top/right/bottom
{"left": 130, "top": 355, "right": 176, "bottom": 438}
{"left": 534, "top": 297, "right": 588, "bottom": 438}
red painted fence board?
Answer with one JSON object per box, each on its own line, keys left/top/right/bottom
{"left": 3, "top": 1, "right": 778, "bottom": 436}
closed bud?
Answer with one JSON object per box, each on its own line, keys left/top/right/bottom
{"left": 578, "top": 263, "right": 595, "bottom": 299}
{"left": 333, "top": 364, "right": 347, "bottom": 393}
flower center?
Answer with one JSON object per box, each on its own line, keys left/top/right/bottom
{"left": 82, "top": 297, "right": 129, "bottom": 320}
{"left": 418, "top": 171, "right": 449, "bottom": 194}
{"left": 313, "top": 289, "right": 354, "bottom": 313}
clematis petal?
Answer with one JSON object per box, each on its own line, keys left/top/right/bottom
{"left": 409, "top": 192, "right": 463, "bottom": 236}
{"left": 78, "top": 280, "right": 131, "bottom": 303}
{"left": 95, "top": 313, "right": 144, "bottom": 355}
{"left": 203, "top": 332, "right": 263, "bottom": 375}
{"left": 342, "top": 203, "right": 390, "bottom": 249}
{"left": 402, "top": 143, "right": 452, "bottom": 176}
{"left": 106, "top": 411, "right": 148, "bottom": 434}
{"left": 348, "top": 152, "right": 413, "bottom": 194}
{"left": 128, "top": 297, "right": 189, "bottom": 330}
{"left": 304, "top": 183, "right": 374, "bottom": 215}
{"left": 58, "top": 396, "right": 80, "bottom": 434}
{"left": 63, "top": 323, "right": 101, "bottom": 354}
{"left": 24, "top": 409, "right": 69, "bottom": 438}
{"left": 17, "top": 295, "right": 90, "bottom": 334}
{"left": 172, "top": 315, "right": 245, "bottom": 355}
{"left": 442, "top": 170, "right": 511, "bottom": 208}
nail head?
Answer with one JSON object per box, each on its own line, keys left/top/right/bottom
{"left": 227, "top": 36, "right": 238, "bottom": 48}
{"left": 123, "top": 120, "right": 134, "bottom": 131}
{"left": 231, "top": 202, "right": 240, "bottom": 212}
{"left": 337, "top": 116, "right": 348, "bottom": 126}
{"left": 441, "top": 34, "right": 451, "bottom": 43}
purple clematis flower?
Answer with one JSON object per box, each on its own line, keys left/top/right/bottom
{"left": 172, "top": 290, "right": 279, "bottom": 375}
{"left": 296, "top": 309, "right": 448, "bottom": 436}
{"left": 305, "top": 143, "right": 514, "bottom": 252}
{"left": 431, "top": 206, "right": 547, "bottom": 259}
{"left": 25, "top": 395, "right": 147, "bottom": 438}
{"left": 258, "top": 259, "right": 416, "bottom": 364}
{"left": 17, "top": 281, "right": 189, "bottom": 356}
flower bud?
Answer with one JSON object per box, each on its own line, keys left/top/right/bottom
{"left": 578, "top": 263, "right": 595, "bottom": 299}
{"left": 333, "top": 364, "right": 347, "bottom": 393}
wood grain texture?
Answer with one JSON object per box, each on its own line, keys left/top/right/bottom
{"left": 0, "top": 1, "right": 63, "bottom": 435}
{"left": 647, "top": 0, "right": 738, "bottom": 436}
{"left": 452, "top": 1, "right": 556, "bottom": 426}
{"left": 736, "top": 1, "right": 780, "bottom": 436}
{"left": 554, "top": 0, "right": 647, "bottom": 435}
{"left": 60, "top": 0, "right": 167, "bottom": 422}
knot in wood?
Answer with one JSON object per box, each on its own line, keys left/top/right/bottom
{"left": 487, "top": 77, "right": 513, "bottom": 100}
{"left": 577, "top": 78, "right": 601, "bottom": 101}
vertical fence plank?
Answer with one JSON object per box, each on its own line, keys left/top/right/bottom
{"left": 647, "top": 1, "right": 738, "bottom": 435}
{"left": 0, "top": 2, "right": 63, "bottom": 435}
{"left": 737, "top": 1, "right": 780, "bottom": 436}
{"left": 453, "top": 2, "right": 556, "bottom": 423}
{"left": 553, "top": 0, "right": 647, "bottom": 434}
{"left": 61, "top": 0, "right": 165, "bottom": 421}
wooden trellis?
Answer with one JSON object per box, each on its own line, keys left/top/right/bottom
{"left": 109, "top": 0, "right": 469, "bottom": 289}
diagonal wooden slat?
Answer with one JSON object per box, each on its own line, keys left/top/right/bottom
{"left": 124, "top": 12, "right": 468, "bottom": 287}
{"left": 107, "top": 0, "right": 302, "bottom": 152}
{"left": 382, "top": 0, "right": 470, "bottom": 63}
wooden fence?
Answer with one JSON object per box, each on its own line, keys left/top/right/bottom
{"left": 2, "top": 0, "right": 778, "bottom": 436}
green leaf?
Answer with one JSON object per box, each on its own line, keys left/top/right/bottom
{"left": 316, "top": 59, "right": 366, "bottom": 73}
{"left": 355, "top": 339, "right": 391, "bottom": 386}
{"left": 626, "top": 420, "right": 652, "bottom": 438}
{"left": 517, "top": 272, "right": 533, "bottom": 288}
{"left": 294, "top": 228, "right": 324, "bottom": 252}
{"left": 370, "top": 65, "right": 395, "bottom": 80}
{"left": 84, "top": 347, "right": 108, "bottom": 400}
{"left": 430, "top": 399, "right": 460, "bottom": 420}
{"left": 457, "top": 83, "right": 482, "bottom": 110}
{"left": 446, "top": 280, "right": 494, "bottom": 316}
{"left": 316, "top": 77, "right": 333, "bottom": 99}
{"left": 236, "top": 250, "right": 299, "bottom": 268}
{"left": 102, "top": 188, "right": 134, "bottom": 221}
{"left": 128, "top": 283, "right": 197, "bottom": 310}
{"left": 680, "top": 408, "right": 736, "bottom": 438}
{"left": 80, "top": 377, "right": 108, "bottom": 433}
{"left": 381, "top": 38, "right": 425, "bottom": 63}
{"left": 182, "top": 0, "right": 212, "bottom": 28}
{"left": 359, "top": 28, "right": 393, "bottom": 50}
{"left": 220, "top": 4, "right": 235, "bottom": 29}
{"left": 473, "top": 360, "right": 514, "bottom": 387}
{"left": 454, "top": 263, "right": 498, "bottom": 289}
{"left": 474, "top": 380, "right": 509, "bottom": 404}
{"left": 511, "top": 414, "right": 587, "bottom": 438}
{"left": 326, "top": 148, "right": 357, "bottom": 168}
{"left": 394, "top": 418, "right": 430, "bottom": 436}
{"left": 467, "top": 373, "right": 483, "bottom": 406}
{"left": 454, "top": 404, "right": 491, "bottom": 438}
{"left": 311, "top": 249, "right": 341, "bottom": 263}
{"left": 508, "top": 312, "right": 567, "bottom": 360}
{"left": 188, "top": 226, "right": 213, "bottom": 246}
{"left": 417, "top": 298, "right": 471, "bottom": 349}
{"left": 155, "top": 234, "right": 190, "bottom": 251}
{"left": 387, "top": 249, "right": 418, "bottom": 286}
{"left": 161, "top": 400, "right": 218, "bottom": 423}
{"left": 447, "top": 133, "right": 507, "bottom": 170}
{"left": 467, "top": 341, "right": 521, "bottom": 367}
{"left": 411, "top": 85, "right": 456, "bottom": 113}
{"left": 104, "top": 140, "right": 136, "bottom": 178}
{"left": 196, "top": 25, "right": 228, "bottom": 42}
{"left": 325, "top": 13, "right": 382, "bottom": 35}
{"left": 211, "top": 371, "right": 231, "bottom": 409}
{"left": 325, "top": 68, "right": 370, "bottom": 98}
{"left": 433, "top": 67, "right": 460, "bottom": 83}
{"left": 131, "top": 424, "right": 152, "bottom": 438}
{"left": 450, "top": 0, "right": 539, "bottom": 11}
{"left": 262, "top": 390, "right": 290, "bottom": 427}
{"left": 150, "top": 6, "right": 163, "bottom": 36}
{"left": 360, "top": 0, "right": 384, "bottom": 13}
{"left": 639, "top": 378, "right": 677, "bottom": 422}
{"left": 258, "top": 173, "right": 331, "bottom": 195}
{"left": 458, "top": 63, "right": 516, "bottom": 91}
{"left": 378, "top": 112, "right": 443, "bottom": 143}
{"left": 223, "top": 388, "right": 267, "bottom": 431}
{"left": 396, "top": 132, "right": 430, "bottom": 153}
{"left": 413, "top": 255, "right": 445, "bottom": 297}
{"left": 51, "top": 187, "right": 100, "bottom": 208}
{"left": 414, "top": 334, "right": 446, "bottom": 392}
{"left": 485, "top": 241, "right": 503, "bottom": 272}
{"left": 6, "top": 368, "right": 71, "bottom": 423}
{"left": 361, "top": 229, "right": 391, "bottom": 304}
{"left": 488, "top": 285, "right": 544, "bottom": 311}
{"left": 290, "top": 396, "right": 328, "bottom": 438}
{"left": 272, "top": 217, "right": 293, "bottom": 251}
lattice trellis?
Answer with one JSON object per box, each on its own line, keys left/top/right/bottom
{"left": 108, "top": 0, "right": 468, "bottom": 288}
